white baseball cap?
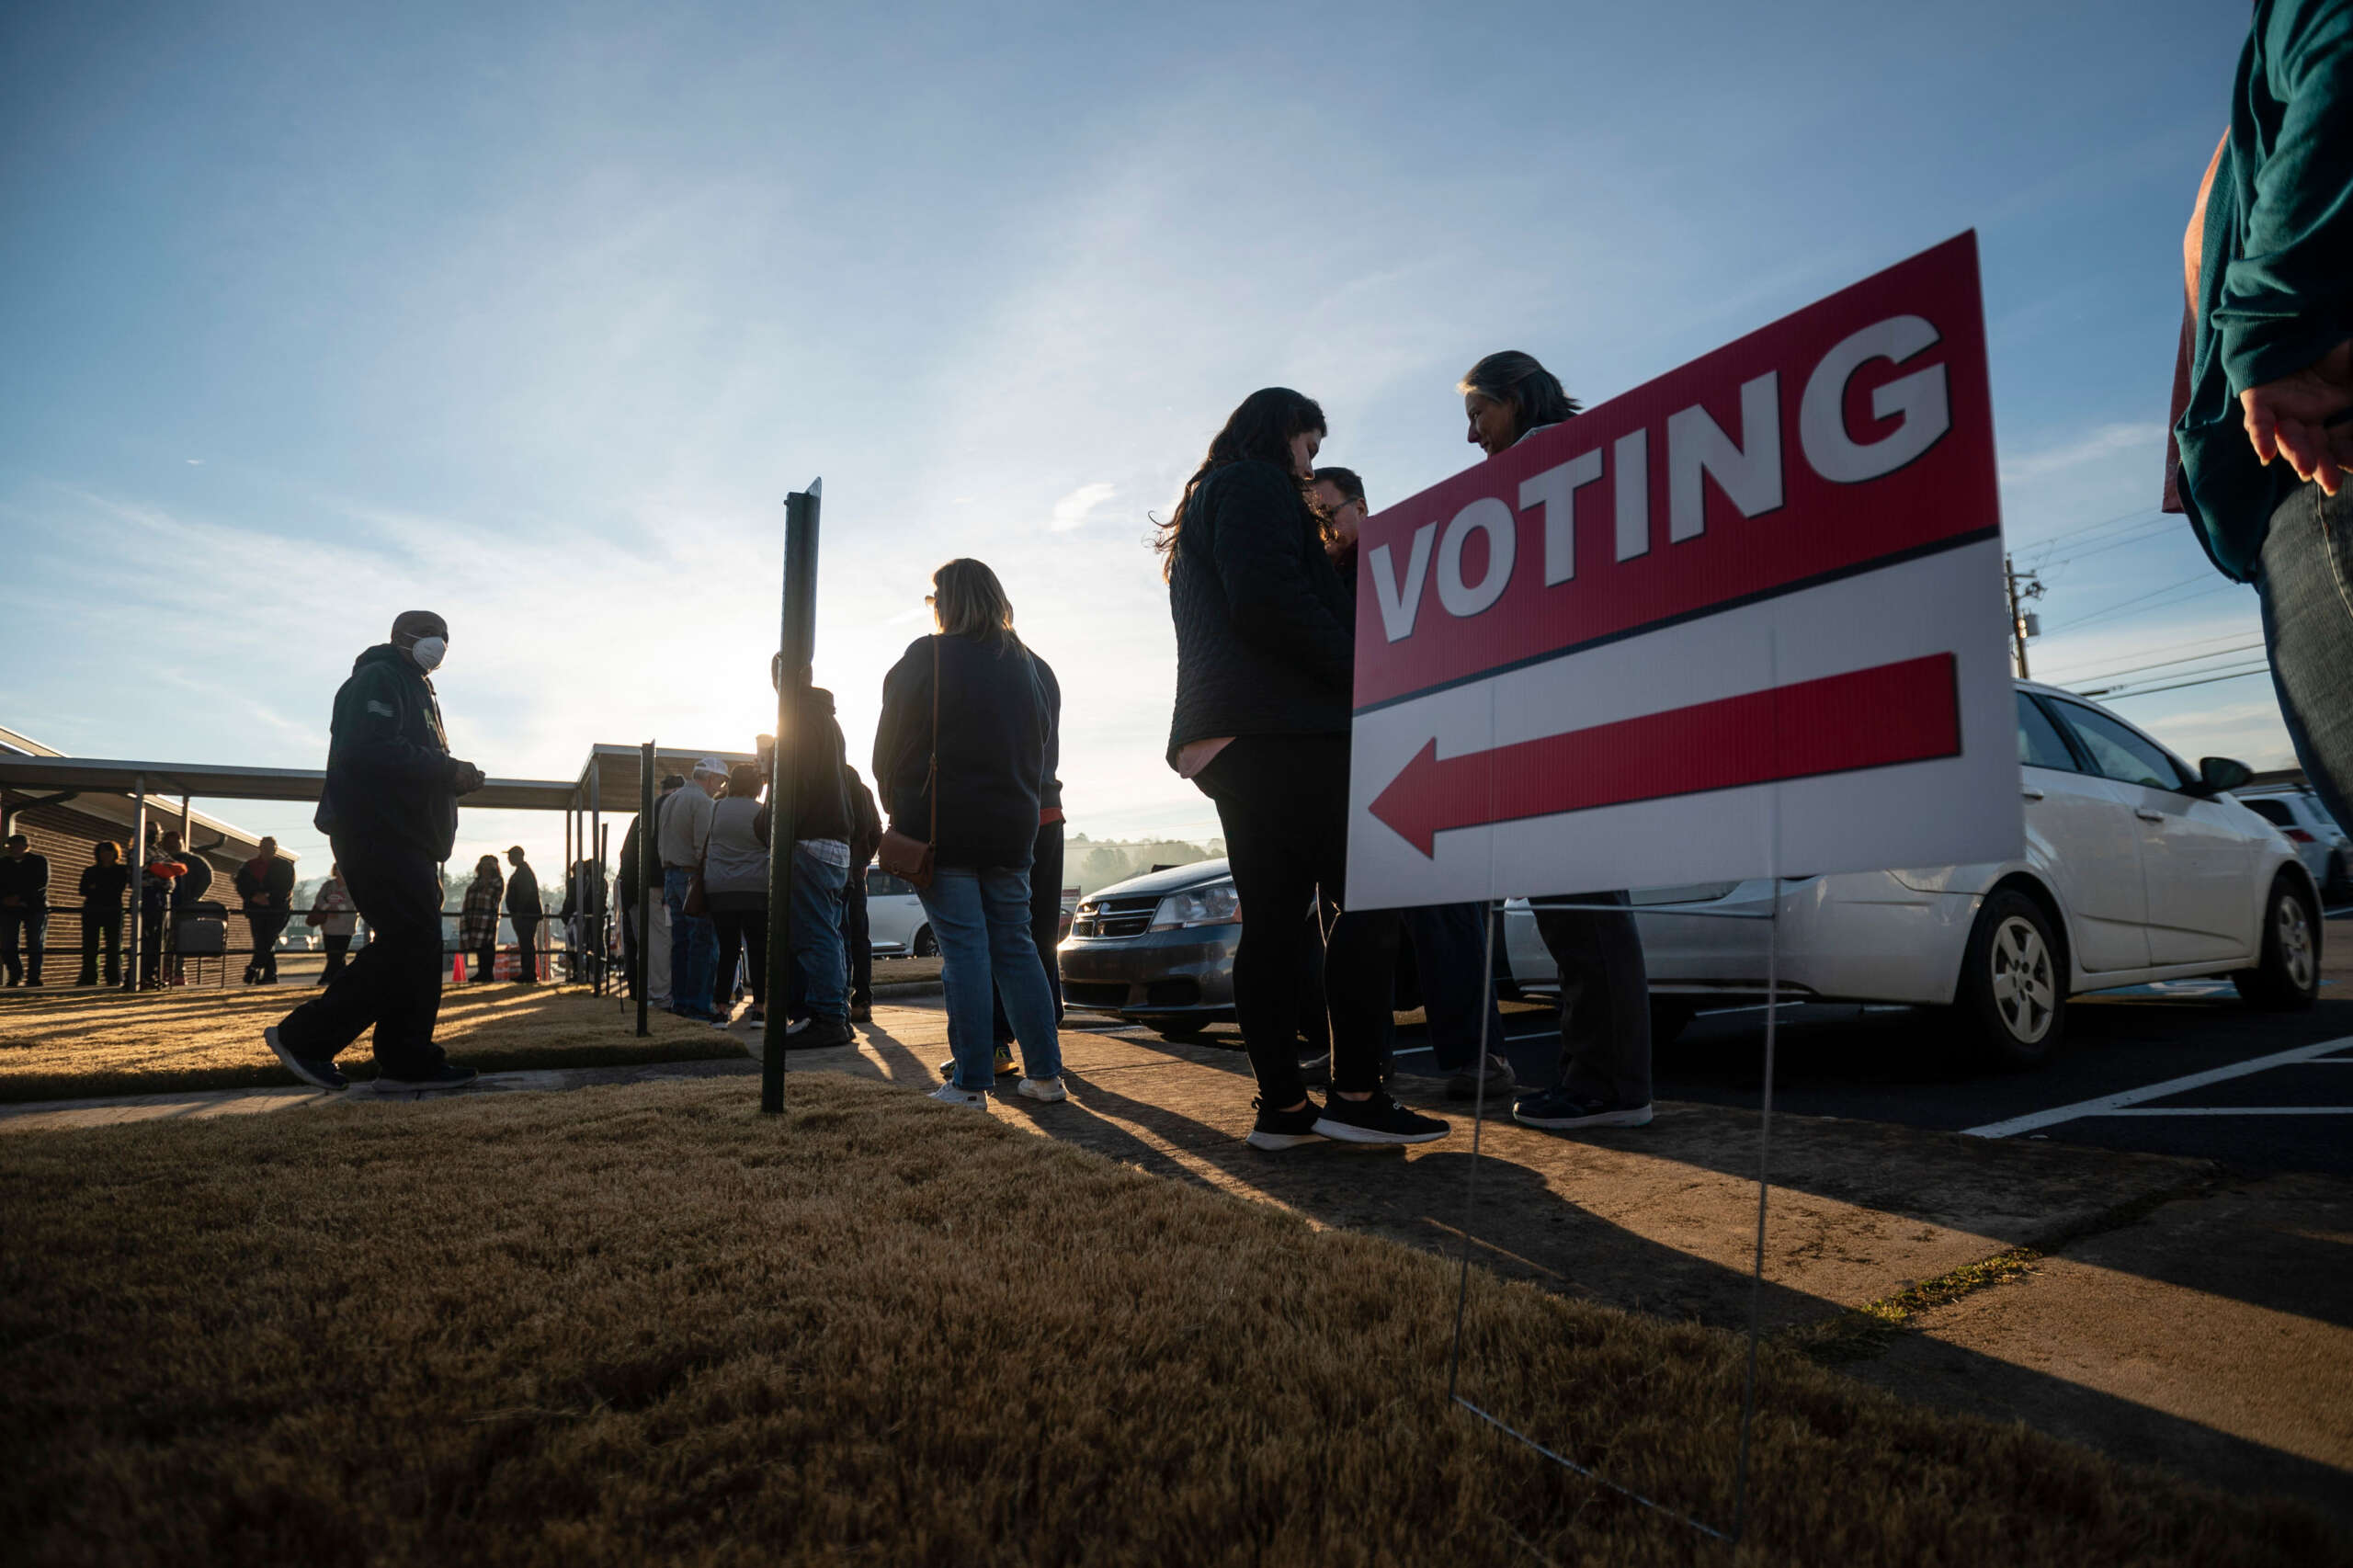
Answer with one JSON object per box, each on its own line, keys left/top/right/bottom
{"left": 692, "top": 756, "right": 728, "bottom": 778}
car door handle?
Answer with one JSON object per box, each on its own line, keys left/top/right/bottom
{"left": 2135, "top": 809, "right": 2165, "bottom": 822}
{"left": 2020, "top": 788, "right": 2045, "bottom": 801}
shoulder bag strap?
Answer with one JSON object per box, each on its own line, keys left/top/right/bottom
{"left": 927, "top": 634, "right": 940, "bottom": 847}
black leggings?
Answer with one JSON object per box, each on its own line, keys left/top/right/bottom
{"left": 711, "top": 908, "right": 767, "bottom": 1011}
{"left": 1197, "top": 733, "right": 1398, "bottom": 1105}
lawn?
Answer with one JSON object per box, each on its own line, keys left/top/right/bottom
{"left": 0, "top": 984, "right": 744, "bottom": 1103}
{"left": 0, "top": 1074, "right": 2339, "bottom": 1567}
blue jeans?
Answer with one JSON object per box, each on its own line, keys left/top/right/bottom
{"left": 920, "top": 866, "right": 1061, "bottom": 1090}
{"left": 1402, "top": 902, "right": 1506, "bottom": 1073}
{"left": 2257, "top": 478, "right": 2353, "bottom": 835}
{"left": 663, "top": 868, "right": 716, "bottom": 1017}
{"left": 789, "top": 843, "right": 849, "bottom": 1020}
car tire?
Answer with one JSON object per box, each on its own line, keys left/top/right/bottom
{"left": 1649, "top": 998, "right": 1696, "bottom": 1047}
{"left": 1953, "top": 889, "right": 2065, "bottom": 1070}
{"left": 912, "top": 926, "right": 938, "bottom": 959}
{"left": 2234, "top": 875, "right": 2321, "bottom": 1012}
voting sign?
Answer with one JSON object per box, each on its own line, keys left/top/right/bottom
{"left": 1347, "top": 233, "right": 2021, "bottom": 908}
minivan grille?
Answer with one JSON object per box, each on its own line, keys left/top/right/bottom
{"left": 1072, "top": 894, "right": 1159, "bottom": 940}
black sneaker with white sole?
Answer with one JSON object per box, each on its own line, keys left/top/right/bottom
{"left": 1313, "top": 1092, "right": 1450, "bottom": 1145}
{"left": 1245, "top": 1095, "right": 1327, "bottom": 1151}
{"left": 376, "top": 1062, "right": 480, "bottom": 1094}
{"left": 264, "top": 1026, "right": 347, "bottom": 1091}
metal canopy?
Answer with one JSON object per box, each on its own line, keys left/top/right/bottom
{"left": 0, "top": 755, "right": 575, "bottom": 812}
{"left": 574, "top": 744, "right": 760, "bottom": 804}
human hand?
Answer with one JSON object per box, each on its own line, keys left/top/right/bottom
{"left": 452, "top": 760, "right": 487, "bottom": 794}
{"left": 2242, "top": 338, "right": 2353, "bottom": 496}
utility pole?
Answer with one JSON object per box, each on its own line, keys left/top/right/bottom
{"left": 2004, "top": 554, "right": 2043, "bottom": 679}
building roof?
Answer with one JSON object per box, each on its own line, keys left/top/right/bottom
{"left": 0, "top": 728, "right": 292, "bottom": 863}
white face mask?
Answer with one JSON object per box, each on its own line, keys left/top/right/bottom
{"left": 408, "top": 636, "right": 447, "bottom": 671}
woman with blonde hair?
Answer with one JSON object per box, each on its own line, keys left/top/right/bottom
{"left": 873, "top": 558, "right": 1065, "bottom": 1106}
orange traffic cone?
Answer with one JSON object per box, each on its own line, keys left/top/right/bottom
{"left": 451, "top": 951, "right": 467, "bottom": 983}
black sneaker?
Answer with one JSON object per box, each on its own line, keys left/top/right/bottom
{"left": 377, "top": 1062, "right": 480, "bottom": 1094}
{"left": 265, "top": 1026, "right": 347, "bottom": 1091}
{"left": 1314, "top": 1091, "right": 1451, "bottom": 1145}
{"left": 783, "top": 1016, "right": 855, "bottom": 1051}
{"left": 936, "top": 1042, "right": 1017, "bottom": 1080}
{"left": 1446, "top": 1053, "right": 1518, "bottom": 1101}
{"left": 1246, "top": 1094, "right": 1327, "bottom": 1151}
{"left": 1511, "top": 1085, "right": 1653, "bottom": 1130}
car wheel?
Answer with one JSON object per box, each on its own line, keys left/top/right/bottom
{"left": 1649, "top": 998, "right": 1696, "bottom": 1046}
{"left": 912, "top": 926, "right": 938, "bottom": 959}
{"left": 1954, "top": 889, "right": 2065, "bottom": 1070}
{"left": 2234, "top": 875, "right": 2321, "bottom": 1012}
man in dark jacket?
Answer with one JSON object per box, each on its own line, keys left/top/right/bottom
{"left": 234, "top": 837, "right": 297, "bottom": 984}
{"left": 841, "top": 764, "right": 882, "bottom": 1022}
{"left": 0, "top": 834, "right": 49, "bottom": 986}
{"left": 76, "top": 841, "right": 130, "bottom": 986}
{"left": 616, "top": 775, "right": 682, "bottom": 1002}
{"left": 769, "top": 675, "right": 856, "bottom": 1050}
{"left": 265, "top": 610, "right": 487, "bottom": 1092}
{"left": 504, "top": 846, "right": 541, "bottom": 983}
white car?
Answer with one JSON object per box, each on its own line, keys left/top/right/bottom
{"left": 1503, "top": 681, "right": 2323, "bottom": 1068}
{"left": 2234, "top": 784, "right": 2351, "bottom": 903}
{"left": 863, "top": 866, "right": 936, "bottom": 958}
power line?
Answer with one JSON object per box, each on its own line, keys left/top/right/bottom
{"left": 2012, "top": 505, "right": 2165, "bottom": 554}
{"left": 2051, "top": 575, "right": 2235, "bottom": 632}
{"left": 2044, "top": 639, "right": 2265, "bottom": 687}
{"left": 2083, "top": 665, "right": 2271, "bottom": 700}
{"left": 2036, "top": 627, "right": 2265, "bottom": 681}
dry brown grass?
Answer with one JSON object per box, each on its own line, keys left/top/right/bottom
{"left": 0, "top": 984, "right": 740, "bottom": 1103}
{"left": 1, "top": 1074, "right": 2341, "bottom": 1567}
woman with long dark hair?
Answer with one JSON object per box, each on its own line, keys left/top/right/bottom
{"left": 1164, "top": 388, "right": 1449, "bottom": 1150}
{"left": 874, "top": 558, "right": 1065, "bottom": 1107}
{"left": 1459, "top": 351, "right": 1653, "bottom": 1131}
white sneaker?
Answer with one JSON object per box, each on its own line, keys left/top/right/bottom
{"left": 1016, "top": 1077, "right": 1067, "bottom": 1103}
{"left": 929, "top": 1082, "right": 987, "bottom": 1108}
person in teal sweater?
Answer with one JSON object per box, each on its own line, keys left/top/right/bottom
{"left": 2171, "top": 0, "right": 2353, "bottom": 832}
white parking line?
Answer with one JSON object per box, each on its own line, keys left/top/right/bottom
{"left": 2086, "top": 1107, "right": 2353, "bottom": 1117}
{"left": 1962, "top": 1036, "right": 2353, "bottom": 1138}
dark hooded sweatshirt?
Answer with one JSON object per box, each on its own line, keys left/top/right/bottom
{"left": 873, "top": 633, "right": 1048, "bottom": 870}
{"left": 314, "top": 644, "right": 463, "bottom": 863}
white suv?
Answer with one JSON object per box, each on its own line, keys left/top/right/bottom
{"left": 2234, "top": 785, "right": 2350, "bottom": 903}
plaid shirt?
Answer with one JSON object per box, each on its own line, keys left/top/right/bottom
{"left": 460, "top": 869, "right": 504, "bottom": 948}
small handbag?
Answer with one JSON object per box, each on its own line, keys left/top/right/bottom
{"left": 875, "top": 635, "right": 939, "bottom": 890}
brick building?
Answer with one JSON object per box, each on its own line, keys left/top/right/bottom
{"left": 1, "top": 725, "right": 293, "bottom": 985}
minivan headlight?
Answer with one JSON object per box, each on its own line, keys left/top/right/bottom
{"left": 1150, "top": 881, "right": 1241, "bottom": 930}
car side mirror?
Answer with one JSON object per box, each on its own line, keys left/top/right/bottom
{"left": 2198, "top": 756, "right": 2254, "bottom": 795}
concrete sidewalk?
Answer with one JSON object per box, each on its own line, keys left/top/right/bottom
{"left": 4, "top": 999, "right": 2345, "bottom": 1527}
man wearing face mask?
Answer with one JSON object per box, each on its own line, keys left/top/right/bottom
{"left": 264, "top": 610, "right": 488, "bottom": 1092}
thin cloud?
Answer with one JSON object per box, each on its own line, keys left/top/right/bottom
{"left": 1049, "top": 482, "right": 1119, "bottom": 532}
{"left": 2001, "top": 422, "right": 2165, "bottom": 485}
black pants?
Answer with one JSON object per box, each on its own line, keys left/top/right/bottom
{"left": 319, "top": 934, "right": 351, "bottom": 983}
{"left": 140, "top": 907, "right": 166, "bottom": 985}
{"left": 0, "top": 908, "right": 43, "bottom": 984}
{"left": 78, "top": 911, "right": 123, "bottom": 985}
{"left": 511, "top": 915, "right": 540, "bottom": 982}
{"left": 993, "top": 818, "right": 1065, "bottom": 1044}
{"left": 1197, "top": 733, "right": 1398, "bottom": 1105}
{"left": 1532, "top": 896, "right": 1652, "bottom": 1108}
{"left": 276, "top": 844, "right": 449, "bottom": 1076}
{"left": 472, "top": 941, "right": 496, "bottom": 983}
{"left": 247, "top": 911, "right": 290, "bottom": 981}
{"left": 843, "top": 874, "right": 871, "bottom": 1008}
{"left": 711, "top": 907, "right": 767, "bottom": 1010}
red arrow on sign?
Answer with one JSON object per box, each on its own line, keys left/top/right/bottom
{"left": 1369, "top": 653, "right": 1962, "bottom": 858}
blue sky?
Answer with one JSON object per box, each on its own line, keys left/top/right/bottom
{"left": 0, "top": 0, "right": 2278, "bottom": 875}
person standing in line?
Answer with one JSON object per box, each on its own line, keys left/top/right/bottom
{"left": 2170, "top": 0, "right": 2353, "bottom": 834}
{"left": 1161, "top": 388, "right": 1445, "bottom": 1150}
{"left": 874, "top": 559, "right": 1066, "bottom": 1107}
{"left": 136, "top": 831, "right": 188, "bottom": 988}
{"left": 842, "top": 764, "right": 882, "bottom": 1023}
{"left": 504, "top": 846, "right": 541, "bottom": 983}
{"left": 763, "top": 673, "right": 857, "bottom": 1050}
{"left": 660, "top": 759, "right": 725, "bottom": 1022}
{"left": 264, "top": 610, "right": 488, "bottom": 1093}
{"left": 559, "top": 855, "right": 605, "bottom": 984}
{"left": 234, "top": 837, "right": 296, "bottom": 984}
{"left": 309, "top": 863, "right": 358, "bottom": 983}
{"left": 1311, "top": 464, "right": 1514, "bottom": 1103}
{"left": 1460, "top": 351, "right": 1653, "bottom": 1131}
{"left": 617, "top": 774, "right": 682, "bottom": 1006}
{"left": 0, "top": 834, "right": 49, "bottom": 987}
{"left": 702, "top": 766, "right": 771, "bottom": 1027}
{"left": 161, "top": 829, "right": 213, "bottom": 985}
{"left": 460, "top": 855, "right": 503, "bottom": 983}
{"left": 983, "top": 647, "right": 1065, "bottom": 1077}
{"left": 75, "top": 841, "right": 129, "bottom": 987}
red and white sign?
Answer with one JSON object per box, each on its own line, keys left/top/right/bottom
{"left": 1347, "top": 233, "right": 2021, "bottom": 907}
